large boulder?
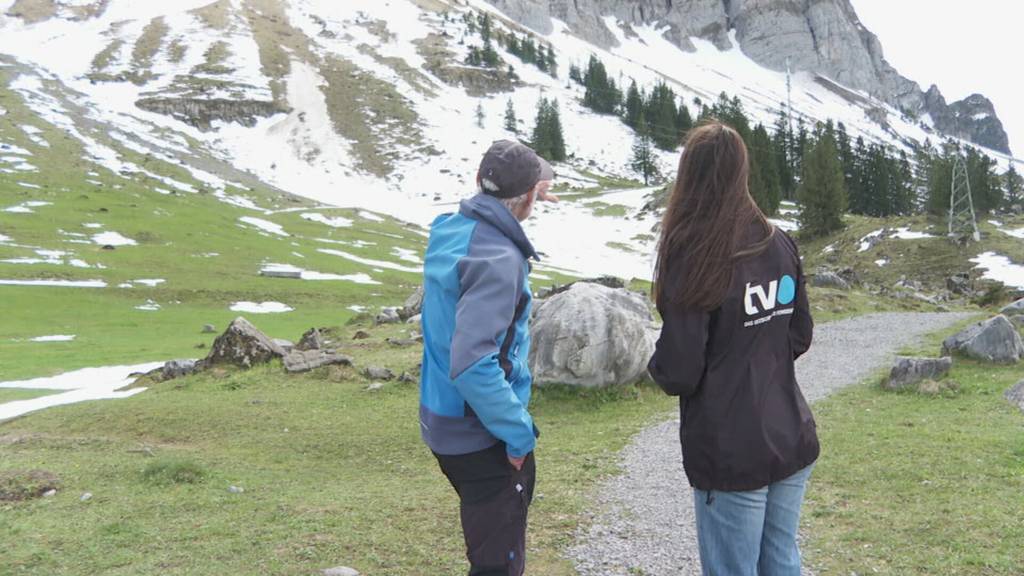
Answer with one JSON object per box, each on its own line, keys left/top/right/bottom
{"left": 1005, "top": 380, "right": 1024, "bottom": 414}
{"left": 1000, "top": 298, "right": 1024, "bottom": 318}
{"left": 941, "top": 315, "right": 1024, "bottom": 364}
{"left": 204, "top": 317, "right": 286, "bottom": 368}
{"left": 884, "top": 356, "right": 953, "bottom": 391}
{"left": 399, "top": 286, "right": 424, "bottom": 321}
{"left": 529, "top": 283, "right": 657, "bottom": 388}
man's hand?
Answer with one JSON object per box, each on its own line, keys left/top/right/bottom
{"left": 535, "top": 180, "right": 559, "bottom": 203}
{"left": 508, "top": 455, "right": 526, "bottom": 470}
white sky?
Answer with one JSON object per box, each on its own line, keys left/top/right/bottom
{"left": 852, "top": 0, "right": 1023, "bottom": 159}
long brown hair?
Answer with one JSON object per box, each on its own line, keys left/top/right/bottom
{"left": 653, "top": 122, "right": 775, "bottom": 311}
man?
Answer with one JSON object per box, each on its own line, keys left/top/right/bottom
{"left": 419, "top": 140, "right": 556, "bottom": 576}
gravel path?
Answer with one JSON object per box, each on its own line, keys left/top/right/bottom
{"left": 567, "top": 312, "right": 974, "bottom": 576}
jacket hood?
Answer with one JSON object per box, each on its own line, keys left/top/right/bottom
{"left": 459, "top": 193, "right": 540, "bottom": 261}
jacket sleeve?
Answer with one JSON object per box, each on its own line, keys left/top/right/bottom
{"left": 450, "top": 251, "right": 536, "bottom": 458}
{"left": 787, "top": 236, "right": 814, "bottom": 360}
{"left": 648, "top": 304, "right": 711, "bottom": 398}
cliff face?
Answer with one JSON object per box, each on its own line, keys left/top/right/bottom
{"left": 487, "top": 0, "right": 1011, "bottom": 154}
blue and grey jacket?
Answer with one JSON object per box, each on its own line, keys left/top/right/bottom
{"left": 419, "top": 193, "right": 538, "bottom": 458}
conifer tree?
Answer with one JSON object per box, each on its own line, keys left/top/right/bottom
{"left": 531, "top": 98, "right": 567, "bottom": 162}
{"left": 582, "top": 55, "right": 620, "bottom": 114}
{"left": 631, "top": 115, "right": 660, "bottom": 185}
{"left": 475, "top": 102, "right": 485, "bottom": 129}
{"left": 676, "top": 101, "right": 693, "bottom": 141}
{"left": 645, "top": 82, "right": 681, "bottom": 150}
{"left": 1005, "top": 164, "right": 1023, "bottom": 210}
{"left": 748, "top": 124, "right": 781, "bottom": 216}
{"left": 545, "top": 44, "right": 557, "bottom": 77}
{"left": 504, "top": 99, "right": 518, "bottom": 133}
{"left": 797, "top": 131, "right": 847, "bottom": 238}
{"left": 624, "top": 80, "right": 643, "bottom": 129}
{"left": 925, "top": 143, "right": 956, "bottom": 216}
{"left": 772, "top": 108, "right": 795, "bottom": 199}
{"left": 568, "top": 63, "right": 582, "bottom": 83}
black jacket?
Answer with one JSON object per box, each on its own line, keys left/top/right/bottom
{"left": 648, "top": 229, "right": 819, "bottom": 492}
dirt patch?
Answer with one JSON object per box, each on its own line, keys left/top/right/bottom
{"left": 320, "top": 55, "right": 423, "bottom": 177}
{"left": 242, "top": 0, "right": 316, "bottom": 103}
{"left": 190, "top": 0, "right": 232, "bottom": 30}
{"left": 415, "top": 33, "right": 515, "bottom": 97}
{"left": 5, "top": 0, "right": 57, "bottom": 24}
{"left": 192, "top": 40, "right": 235, "bottom": 76}
{"left": 0, "top": 469, "right": 60, "bottom": 501}
{"left": 130, "top": 16, "right": 170, "bottom": 84}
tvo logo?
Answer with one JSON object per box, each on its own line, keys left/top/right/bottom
{"left": 744, "top": 275, "right": 796, "bottom": 316}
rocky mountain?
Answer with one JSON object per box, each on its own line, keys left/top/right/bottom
{"left": 0, "top": 0, "right": 1016, "bottom": 283}
{"left": 488, "top": 0, "right": 1012, "bottom": 154}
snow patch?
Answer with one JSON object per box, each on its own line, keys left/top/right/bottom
{"left": 92, "top": 231, "right": 137, "bottom": 246}
{"left": 259, "top": 263, "right": 380, "bottom": 284}
{"left": 891, "top": 227, "right": 935, "bottom": 240}
{"left": 239, "top": 216, "right": 288, "bottom": 237}
{"left": 29, "top": 335, "right": 76, "bottom": 342}
{"left": 317, "top": 248, "right": 423, "bottom": 274}
{"left": 970, "top": 252, "right": 1024, "bottom": 289}
{"left": 0, "top": 279, "right": 107, "bottom": 288}
{"left": 230, "top": 301, "right": 294, "bottom": 314}
{"left": 0, "top": 362, "right": 164, "bottom": 421}
{"left": 301, "top": 212, "right": 354, "bottom": 228}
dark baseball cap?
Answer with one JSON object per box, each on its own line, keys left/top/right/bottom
{"left": 477, "top": 140, "right": 555, "bottom": 199}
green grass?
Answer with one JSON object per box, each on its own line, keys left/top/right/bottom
{"left": 0, "top": 65, "right": 427, "bottom": 380}
{"left": 799, "top": 212, "right": 1024, "bottom": 298}
{"left": 803, "top": 326, "right": 1024, "bottom": 575}
{"left": 0, "top": 317, "right": 675, "bottom": 575}
{"left": 0, "top": 388, "right": 59, "bottom": 403}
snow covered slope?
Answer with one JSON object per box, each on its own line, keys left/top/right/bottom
{"left": 0, "top": 0, "right": 1016, "bottom": 279}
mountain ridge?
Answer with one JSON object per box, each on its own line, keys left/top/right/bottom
{"left": 486, "top": 0, "right": 1011, "bottom": 154}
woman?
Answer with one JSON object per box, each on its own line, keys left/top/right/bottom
{"left": 648, "top": 122, "right": 819, "bottom": 576}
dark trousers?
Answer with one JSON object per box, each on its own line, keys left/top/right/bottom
{"left": 434, "top": 442, "right": 536, "bottom": 576}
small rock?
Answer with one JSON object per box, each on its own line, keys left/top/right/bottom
{"left": 917, "top": 379, "right": 959, "bottom": 395}
{"left": 80, "top": 492, "right": 92, "bottom": 502}
{"left": 400, "top": 286, "right": 425, "bottom": 321}
{"left": 161, "top": 359, "right": 198, "bottom": 381}
{"left": 202, "top": 324, "right": 216, "bottom": 334}
{"left": 375, "top": 307, "right": 401, "bottom": 325}
{"left": 1000, "top": 298, "right": 1024, "bottom": 318}
{"left": 406, "top": 313, "right": 422, "bottom": 325}
{"left": 352, "top": 330, "right": 371, "bottom": 340}
{"left": 386, "top": 337, "right": 419, "bottom": 348}
{"left": 941, "top": 315, "right": 1024, "bottom": 364}
{"left": 398, "top": 371, "right": 417, "bottom": 384}
{"left": 946, "top": 273, "right": 973, "bottom": 295}
{"left": 101, "top": 244, "right": 115, "bottom": 251}
{"left": 228, "top": 485, "right": 244, "bottom": 494}
{"left": 363, "top": 366, "right": 394, "bottom": 381}
{"left": 194, "top": 343, "right": 206, "bottom": 349}
{"left": 885, "top": 356, "right": 953, "bottom": 390}
{"left": 811, "top": 270, "right": 850, "bottom": 290}
{"left": 1005, "top": 380, "right": 1024, "bottom": 413}
{"left": 297, "top": 327, "right": 324, "bottom": 351}
{"left": 42, "top": 489, "right": 56, "bottom": 498}
{"left": 273, "top": 339, "right": 295, "bottom": 353}
{"left": 365, "top": 382, "right": 385, "bottom": 392}
{"left": 283, "top": 350, "right": 353, "bottom": 373}
{"left": 322, "top": 567, "right": 360, "bottom": 576}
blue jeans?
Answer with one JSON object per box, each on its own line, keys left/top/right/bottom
{"left": 693, "top": 464, "right": 814, "bottom": 576}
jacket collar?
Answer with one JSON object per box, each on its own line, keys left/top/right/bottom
{"left": 459, "top": 193, "right": 540, "bottom": 261}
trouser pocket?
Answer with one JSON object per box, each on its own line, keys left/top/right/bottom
{"left": 436, "top": 445, "right": 535, "bottom": 576}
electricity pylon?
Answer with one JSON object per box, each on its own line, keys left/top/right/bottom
{"left": 949, "top": 154, "right": 980, "bottom": 242}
